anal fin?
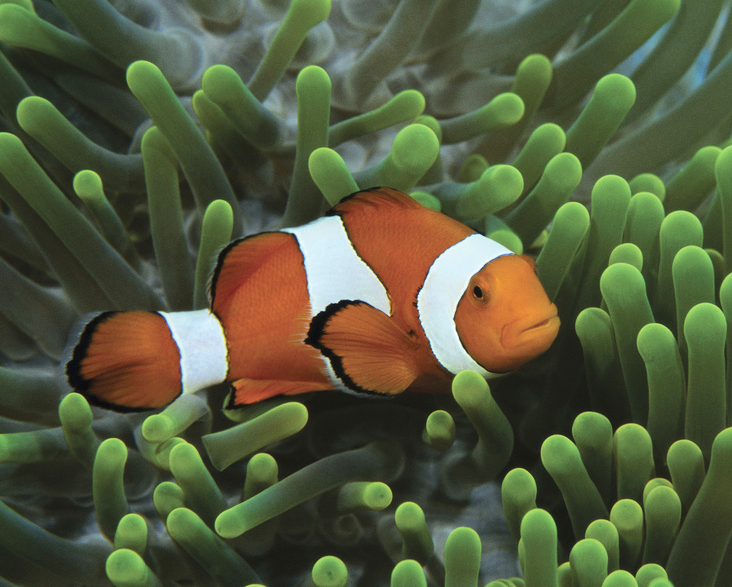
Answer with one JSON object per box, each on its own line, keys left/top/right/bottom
{"left": 227, "top": 378, "right": 332, "bottom": 407}
{"left": 306, "top": 301, "right": 421, "bottom": 396}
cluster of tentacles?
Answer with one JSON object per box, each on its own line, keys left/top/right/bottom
{"left": 2, "top": 0, "right": 732, "bottom": 586}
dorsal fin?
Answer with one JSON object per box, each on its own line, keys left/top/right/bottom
{"left": 329, "top": 187, "right": 423, "bottom": 217}
{"left": 209, "top": 232, "right": 294, "bottom": 310}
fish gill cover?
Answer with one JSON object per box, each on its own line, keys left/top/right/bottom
{"left": 0, "top": 0, "right": 732, "bottom": 586}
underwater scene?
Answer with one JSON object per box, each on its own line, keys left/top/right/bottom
{"left": 2, "top": 0, "right": 732, "bottom": 585}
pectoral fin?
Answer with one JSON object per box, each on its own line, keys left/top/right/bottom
{"left": 306, "top": 300, "right": 421, "bottom": 396}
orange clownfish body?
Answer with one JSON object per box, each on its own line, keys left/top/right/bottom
{"left": 66, "top": 188, "right": 560, "bottom": 411}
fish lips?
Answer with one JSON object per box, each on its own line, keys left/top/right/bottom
{"left": 500, "top": 304, "right": 560, "bottom": 353}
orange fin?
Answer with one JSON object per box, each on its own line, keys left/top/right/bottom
{"left": 306, "top": 301, "right": 421, "bottom": 395}
{"left": 226, "top": 378, "right": 332, "bottom": 407}
{"left": 66, "top": 311, "right": 181, "bottom": 411}
{"left": 330, "top": 187, "right": 423, "bottom": 216}
{"left": 209, "top": 231, "right": 294, "bottom": 310}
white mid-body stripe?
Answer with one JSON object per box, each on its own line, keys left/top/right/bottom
{"left": 417, "top": 233, "right": 513, "bottom": 378}
{"left": 160, "top": 309, "right": 229, "bottom": 393}
{"left": 282, "top": 215, "right": 390, "bottom": 316}
{"left": 282, "top": 215, "right": 390, "bottom": 387}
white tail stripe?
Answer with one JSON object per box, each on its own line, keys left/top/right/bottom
{"left": 159, "top": 309, "right": 228, "bottom": 393}
{"left": 283, "top": 215, "right": 391, "bottom": 389}
{"left": 417, "top": 233, "right": 512, "bottom": 377}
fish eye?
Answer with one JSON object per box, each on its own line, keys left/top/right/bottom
{"left": 471, "top": 284, "right": 490, "bottom": 304}
{"left": 467, "top": 272, "right": 493, "bottom": 307}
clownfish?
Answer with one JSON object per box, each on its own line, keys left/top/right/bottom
{"left": 66, "top": 188, "right": 560, "bottom": 411}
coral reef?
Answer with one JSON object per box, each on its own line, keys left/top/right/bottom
{"left": 2, "top": 0, "right": 732, "bottom": 586}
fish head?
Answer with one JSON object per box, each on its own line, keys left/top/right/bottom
{"left": 453, "top": 253, "right": 560, "bottom": 373}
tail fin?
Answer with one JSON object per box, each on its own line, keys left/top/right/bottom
{"left": 66, "top": 311, "right": 183, "bottom": 411}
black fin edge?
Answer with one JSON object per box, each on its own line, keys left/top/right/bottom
{"left": 208, "top": 236, "right": 246, "bottom": 307}
{"left": 325, "top": 187, "right": 383, "bottom": 216}
{"left": 65, "top": 311, "right": 164, "bottom": 414}
{"left": 65, "top": 311, "right": 116, "bottom": 394}
{"left": 208, "top": 231, "right": 288, "bottom": 307}
{"left": 224, "top": 384, "right": 240, "bottom": 410}
{"left": 305, "top": 300, "right": 386, "bottom": 397}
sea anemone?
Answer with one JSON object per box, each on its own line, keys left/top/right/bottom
{"left": 2, "top": 0, "right": 732, "bottom": 586}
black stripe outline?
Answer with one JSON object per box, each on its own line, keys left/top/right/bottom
{"left": 66, "top": 311, "right": 156, "bottom": 413}
{"left": 325, "top": 186, "right": 384, "bottom": 215}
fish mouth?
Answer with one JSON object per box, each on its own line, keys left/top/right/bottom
{"left": 501, "top": 305, "right": 560, "bottom": 350}
{"left": 525, "top": 315, "right": 560, "bottom": 332}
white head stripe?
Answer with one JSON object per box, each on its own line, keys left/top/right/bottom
{"left": 417, "top": 233, "right": 513, "bottom": 377}
{"left": 283, "top": 215, "right": 390, "bottom": 388}
{"left": 160, "top": 310, "right": 228, "bottom": 394}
